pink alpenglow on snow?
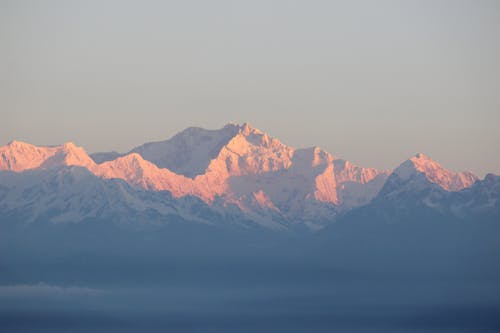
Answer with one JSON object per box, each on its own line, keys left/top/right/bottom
{"left": 394, "top": 153, "right": 478, "bottom": 191}
{"left": 0, "top": 124, "right": 479, "bottom": 216}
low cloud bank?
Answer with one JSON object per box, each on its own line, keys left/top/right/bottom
{"left": 0, "top": 282, "right": 103, "bottom": 298}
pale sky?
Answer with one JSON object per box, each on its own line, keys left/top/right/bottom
{"left": 1, "top": 0, "right": 499, "bottom": 176}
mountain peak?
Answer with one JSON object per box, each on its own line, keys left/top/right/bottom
{"left": 41, "top": 143, "right": 96, "bottom": 170}
{"left": 8, "top": 139, "right": 23, "bottom": 146}
{"left": 393, "top": 153, "right": 477, "bottom": 191}
{"left": 129, "top": 124, "right": 242, "bottom": 178}
{"left": 6, "top": 140, "right": 35, "bottom": 150}
{"left": 412, "top": 152, "right": 430, "bottom": 160}
{"left": 241, "top": 122, "right": 251, "bottom": 134}
{"left": 222, "top": 122, "right": 240, "bottom": 131}
{"left": 113, "top": 152, "right": 150, "bottom": 168}
{"left": 1, "top": 141, "right": 56, "bottom": 172}
{"left": 62, "top": 141, "right": 77, "bottom": 149}
{"left": 408, "top": 153, "right": 442, "bottom": 172}
{"left": 239, "top": 122, "right": 263, "bottom": 136}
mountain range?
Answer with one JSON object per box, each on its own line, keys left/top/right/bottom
{"left": 0, "top": 123, "right": 497, "bottom": 231}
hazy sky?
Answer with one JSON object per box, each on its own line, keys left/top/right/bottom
{"left": 1, "top": 0, "right": 499, "bottom": 176}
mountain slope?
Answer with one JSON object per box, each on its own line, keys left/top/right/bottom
{"left": 390, "top": 153, "right": 477, "bottom": 192}
{"left": 129, "top": 123, "right": 242, "bottom": 178}
{"left": 448, "top": 173, "right": 500, "bottom": 220}
{"left": 90, "top": 151, "right": 122, "bottom": 164}
{"left": 0, "top": 166, "right": 231, "bottom": 227}
{"left": 336, "top": 154, "right": 492, "bottom": 226}
{"left": 0, "top": 125, "right": 489, "bottom": 230}
{"left": 97, "top": 153, "right": 194, "bottom": 196}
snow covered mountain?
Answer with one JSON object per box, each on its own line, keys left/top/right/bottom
{"left": 334, "top": 154, "right": 496, "bottom": 226}
{"left": 387, "top": 153, "right": 478, "bottom": 192}
{"left": 0, "top": 123, "right": 495, "bottom": 230}
{"left": 448, "top": 173, "right": 500, "bottom": 220}
{"left": 0, "top": 141, "right": 96, "bottom": 171}
{"left": 0, "top": 165, "right": 262, "bottom": 230}
{"left": 129, "top": 123, "right": 242, "bottom": 178}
